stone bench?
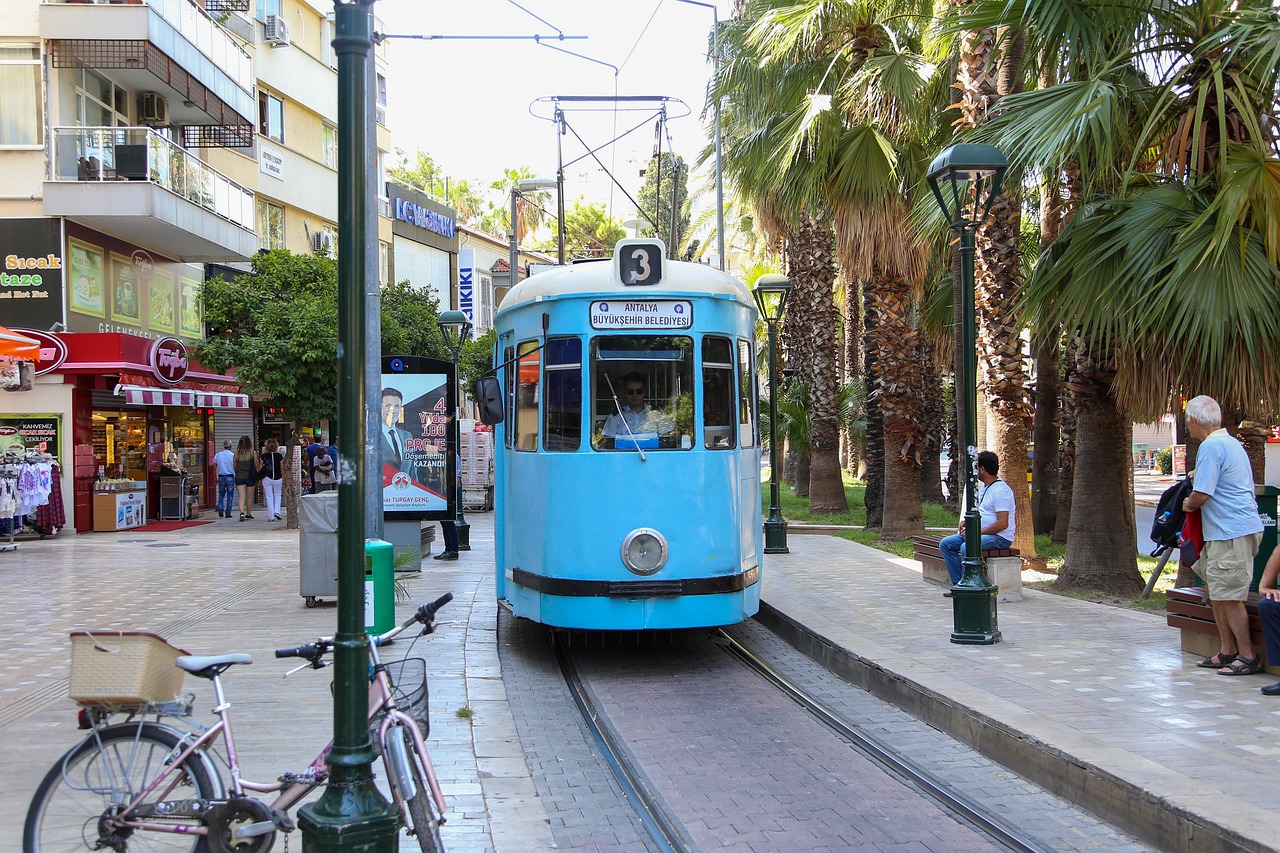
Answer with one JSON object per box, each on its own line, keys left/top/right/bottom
{"left": 912, "top": 535, "right": 1023, "bottom": 602}
{"left": 1165, "top": 587, "right": 1279, "bottom": 674}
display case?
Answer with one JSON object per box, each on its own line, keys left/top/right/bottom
{"left": 92, "top": 482, "right": 147, "bottom": 531}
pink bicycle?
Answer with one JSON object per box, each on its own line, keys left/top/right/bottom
{"left": 24, "top": 593, "right": 453, "bottom": 853}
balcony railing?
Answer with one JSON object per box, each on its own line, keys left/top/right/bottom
{"left": 51, "top": 126, "right": 254, "bottom": 232}
{"left": 45, "top": 0, "right": 253, "bottom": 95}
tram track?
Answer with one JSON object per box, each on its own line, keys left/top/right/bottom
{"left": 541, "top": 617, "right": 1149, "bottom": 853}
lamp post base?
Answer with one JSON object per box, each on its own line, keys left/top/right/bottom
{"left": 298, "top": 778, "right": 399, "bottom": 851}
{"left": 763, "top": 518, "right": 788, "bottom": 554}
{"left": 949, "top": 583, "right": 1001, "bottom": 645}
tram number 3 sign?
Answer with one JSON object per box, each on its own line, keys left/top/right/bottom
{"left": 619, "top": 244, "right": 663, "bottom": 286}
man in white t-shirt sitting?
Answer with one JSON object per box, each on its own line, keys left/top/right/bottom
{"left": 939, "top": 450, "right": 1016, "bottom": 595}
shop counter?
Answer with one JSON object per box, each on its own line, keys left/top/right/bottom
{"left": 92, "top": 484, "right": 147, "bottom": 532}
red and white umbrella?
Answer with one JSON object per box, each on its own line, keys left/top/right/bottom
{"left": 0, "top": 325, "right": 41, "bottom": 360}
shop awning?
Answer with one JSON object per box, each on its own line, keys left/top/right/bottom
{"left": 114, "top": 384, "right": 249, "bottom": 409}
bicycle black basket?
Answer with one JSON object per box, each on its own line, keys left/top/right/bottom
{"left": 371, "top": 657, "right": 429, "bottom": 746}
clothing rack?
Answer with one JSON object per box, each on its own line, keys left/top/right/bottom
{"left": 1, "top": 450, "right": 58, "bottom": 552}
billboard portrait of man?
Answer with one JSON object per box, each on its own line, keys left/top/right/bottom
{"left": 380, "top": 387, "right": 413, "bottom": 475}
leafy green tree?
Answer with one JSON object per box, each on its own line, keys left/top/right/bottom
{"left": 197, "top": 251, "right": 458, "bottom": 526}
{"left": 636, "top": 152, "right": 690, "bottom": 252}
{"left": 536, "top": 200, "right": 626, "bottom": 260}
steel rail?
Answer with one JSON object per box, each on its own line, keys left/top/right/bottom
{"left": 550, "top": 633, "right": 690, "bottom": 853}
{"left": 718, "top": 630, "right": 1062, "bottom": 853}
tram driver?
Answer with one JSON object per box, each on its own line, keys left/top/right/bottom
{"left": 602, "top": 372, "right": 672, "bottom": 448}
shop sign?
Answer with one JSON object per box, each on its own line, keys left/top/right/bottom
{"left": 150, "top": 337, "right": 189, "bottom": 384}
{"left": 0, "top": 414, "right": 62, "bottom": 465}
{"left": 0, "top": 219, "right": 65, "bottom": 330}
{"left": 394, "top": 198, "right": 456, "bottom": 238}
{"left": 10, "top": 328, "right": 68, "bottom": 375}
{"left": 64, "top": 224, "right": 204, "bottom": 344}
{"left": 458, "top": 248, "right": 475, "bottom": 326}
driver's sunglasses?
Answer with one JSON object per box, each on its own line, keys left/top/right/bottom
{"left": 625, "top": 388, "right": 645, "bottom": 396}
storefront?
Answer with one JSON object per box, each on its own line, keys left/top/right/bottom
{"left": 0, "top": 217, "right": 249, "bottom": 533}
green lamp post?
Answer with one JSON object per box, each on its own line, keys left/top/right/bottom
{"left": 438, "top": 309, "right": 472, "bottom": 551}
{"left": 297, "top": 1, "right": 399, "bottom": 848}
{"left": 753, "top": 274, "right": 791, "bottom": 554}
{"left": 926, "top": 142, "right": 1008, "bottom": 646}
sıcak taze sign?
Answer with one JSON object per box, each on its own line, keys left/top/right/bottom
{"left": 394, "top": 198, "right": 455, "bottom": 238}
{"left": 150, "top": 337, "right": 189, "bottom": 384}
{"left": 0, "top": 219, "right": 65, "bottom": 330}
{"left": 590, "top": 300, "right": 693, "bottom": 330}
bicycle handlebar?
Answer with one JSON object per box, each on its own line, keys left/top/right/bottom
{"left": 274, "top": 592, "right": 454, "bottom": 661}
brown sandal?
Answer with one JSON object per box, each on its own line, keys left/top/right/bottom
{"left": 1218, "top": 656, "right": 1262, "bottom": 676}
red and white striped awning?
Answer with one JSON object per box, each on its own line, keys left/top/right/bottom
{"left": 114, "top": 384, "right": 249, "bottom": 409}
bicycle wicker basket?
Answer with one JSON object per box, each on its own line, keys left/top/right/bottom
{"left": 371, "top": 657, "right": 429, "bottom": 746}
{"left": 68, "top": 631, "right": 189, "bottom": 706}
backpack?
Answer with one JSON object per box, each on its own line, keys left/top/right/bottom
{"left": 1150, "top": 477, "right": 1194, "bottom": 554}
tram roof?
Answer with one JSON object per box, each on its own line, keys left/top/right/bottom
{"left": 496, "top": 254, "right": 753, "bottom": 319}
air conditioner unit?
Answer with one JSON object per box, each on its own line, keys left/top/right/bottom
{"left": 264, "top": 15, "right": 290, "bottom": 47}
{"left": 140, "top": 93, "right": 169, "bottom": 126}
{"left": 312, "top": 230, "right": 334, "bottom": 254}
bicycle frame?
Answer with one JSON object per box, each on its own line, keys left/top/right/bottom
{"left": 83, "top": 634, "right": 446, "bottom": 841}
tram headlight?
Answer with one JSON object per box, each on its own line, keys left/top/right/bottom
{"left": 620, "top": 528, "right": 668, "bottom": 575}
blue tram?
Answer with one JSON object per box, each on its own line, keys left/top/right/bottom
{"left": 479, "top": 239, "right": 763, "bottom": 630}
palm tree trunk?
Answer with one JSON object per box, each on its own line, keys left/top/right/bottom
{"left": 867, "top": 268, "right": 923, "bottom": 537}
{"left": 786, "top": 214, "right": 848, "bottom": 513}
{"left": 1057, "top": 352, "right": 1143, "bottom": 594}
{"left": 1031, "top": 327, "right": 1060, "bottom": 534}
{"left": 864, "top": 332, "right": 884, "bottom": 530}
{"left": 919, "top": 339, "right": 945, "bottom": 504}
{"left": 1053, "top": 335, "right": 1081, "bottom": 545}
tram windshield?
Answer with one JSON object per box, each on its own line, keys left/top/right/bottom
{"left": 591, "top": 335, "right": 693, "bottom": 451}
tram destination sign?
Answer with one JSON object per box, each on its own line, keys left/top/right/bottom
{"left": 590, "top": 300, "right": 692, "bottom": 330}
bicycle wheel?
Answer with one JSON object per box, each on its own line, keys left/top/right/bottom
{"left": 386, "top": 726, "right": 444, "bottom": 853}
{"left": 25, "top": 722, "right": 217, "bottom": 853}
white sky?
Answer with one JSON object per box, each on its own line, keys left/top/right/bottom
{"left": 376, "top": 0, "right": 731, "bottom": 225}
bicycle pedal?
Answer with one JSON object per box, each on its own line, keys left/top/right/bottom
{"left": 272, "top": 809, "right": 296, "bottom": 831}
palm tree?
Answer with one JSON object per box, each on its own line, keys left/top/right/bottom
{"left": 967, "top": 0, "right": 1280, "bottom": 592}
{"left": 739, "top": 0, "right": 949, "bottom": 533}
{"left": 713, "top": 7, "right": 849, "bottom": 514}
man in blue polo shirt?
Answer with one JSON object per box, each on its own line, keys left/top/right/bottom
{"left": 1182, "top": 395, "right": 1264, "bottom": 676}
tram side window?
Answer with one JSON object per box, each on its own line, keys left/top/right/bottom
{"left": 591, "top": 335, "right": 694, "bottom": 451}
{"left": 503, "top": 345, "right": 515, "bottom": 449}
{"left": 738, "top": 339, "right": 756, "bottom": 448}
{"left": 703, "top": 336, "right": 736, "bottom": 450}
{"left": 515, "top": 341, "right": 540, "bottom": 452}
{"left": 543, "top": 338, "right": 582, "bottom": 451}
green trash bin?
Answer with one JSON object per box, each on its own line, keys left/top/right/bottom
{"left": 365, "top": 539, "right": 395, "bottom": 634}
{"left": 1255, "top": 485, "right": 1279, "bottom": 592}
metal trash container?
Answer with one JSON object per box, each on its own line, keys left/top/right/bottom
{"left": 299, "top": 491, "right": 338, "bottom": 608}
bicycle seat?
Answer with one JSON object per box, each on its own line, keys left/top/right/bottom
{"left": 176, "top": 653, "right": 253, "bottom": 676}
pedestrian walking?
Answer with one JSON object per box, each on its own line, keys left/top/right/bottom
{"left": 213, "top": 440, "right": 235, "bottom": 519}
{"left": 1181, "top": 395, "right": 1265, "bottom": 676}
{"left": 259, "top": 438, "right": 285, "bottom": 521}
{"left": 233, "top": 436, "right": 258, "bottom": 521}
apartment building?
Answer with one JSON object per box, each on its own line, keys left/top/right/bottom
{"left": 0, "top": 0, "right": 391, "bottom": 534}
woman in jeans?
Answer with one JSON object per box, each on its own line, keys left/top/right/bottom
{"left": 232, "top": 435, "right": 259, "bottom": 521}
{"left": 259, "top": 438, "right": 285, "bottom": 521}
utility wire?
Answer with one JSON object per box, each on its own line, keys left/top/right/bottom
{"left": 503, "top": 0, "right": 565, "bottom": 35}
{"left": 617, "top": 0, "right": 665, "bottom": 74}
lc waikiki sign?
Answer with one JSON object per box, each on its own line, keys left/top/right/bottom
{"left": 394, "top": 198, "right": 456, "bottom": 239}
{"left": 458, "top": 248, "right": 475, "bottom": 326}
{"left": 150, "top": 337, "right": 189, "bottom": 384}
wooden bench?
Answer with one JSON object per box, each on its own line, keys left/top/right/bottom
{"left": 913, "top": 535, "right": 1023, "bottom": 602}
{"left": 1165, "top": 587, "right": 1278, "bottom": 674}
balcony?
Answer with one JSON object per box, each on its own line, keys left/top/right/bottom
{"left": 45, "top": 127, "right": 257, "bottom": 261}
{"left": 41, "top": 0, "right": 254, "bottom": 147}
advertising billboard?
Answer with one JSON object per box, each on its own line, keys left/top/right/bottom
{"left": 381, "top": 356, "right": 456, "bottom": 520}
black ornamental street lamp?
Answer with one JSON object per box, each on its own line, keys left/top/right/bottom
{"left": 438, "top": 309, "right": 472, "bottom": 551}
{"left": 926, "top": 142, "right": 1007, "bottom": 646}
{"left": 753, "top": 273, "right": 791, "bottom": 554}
